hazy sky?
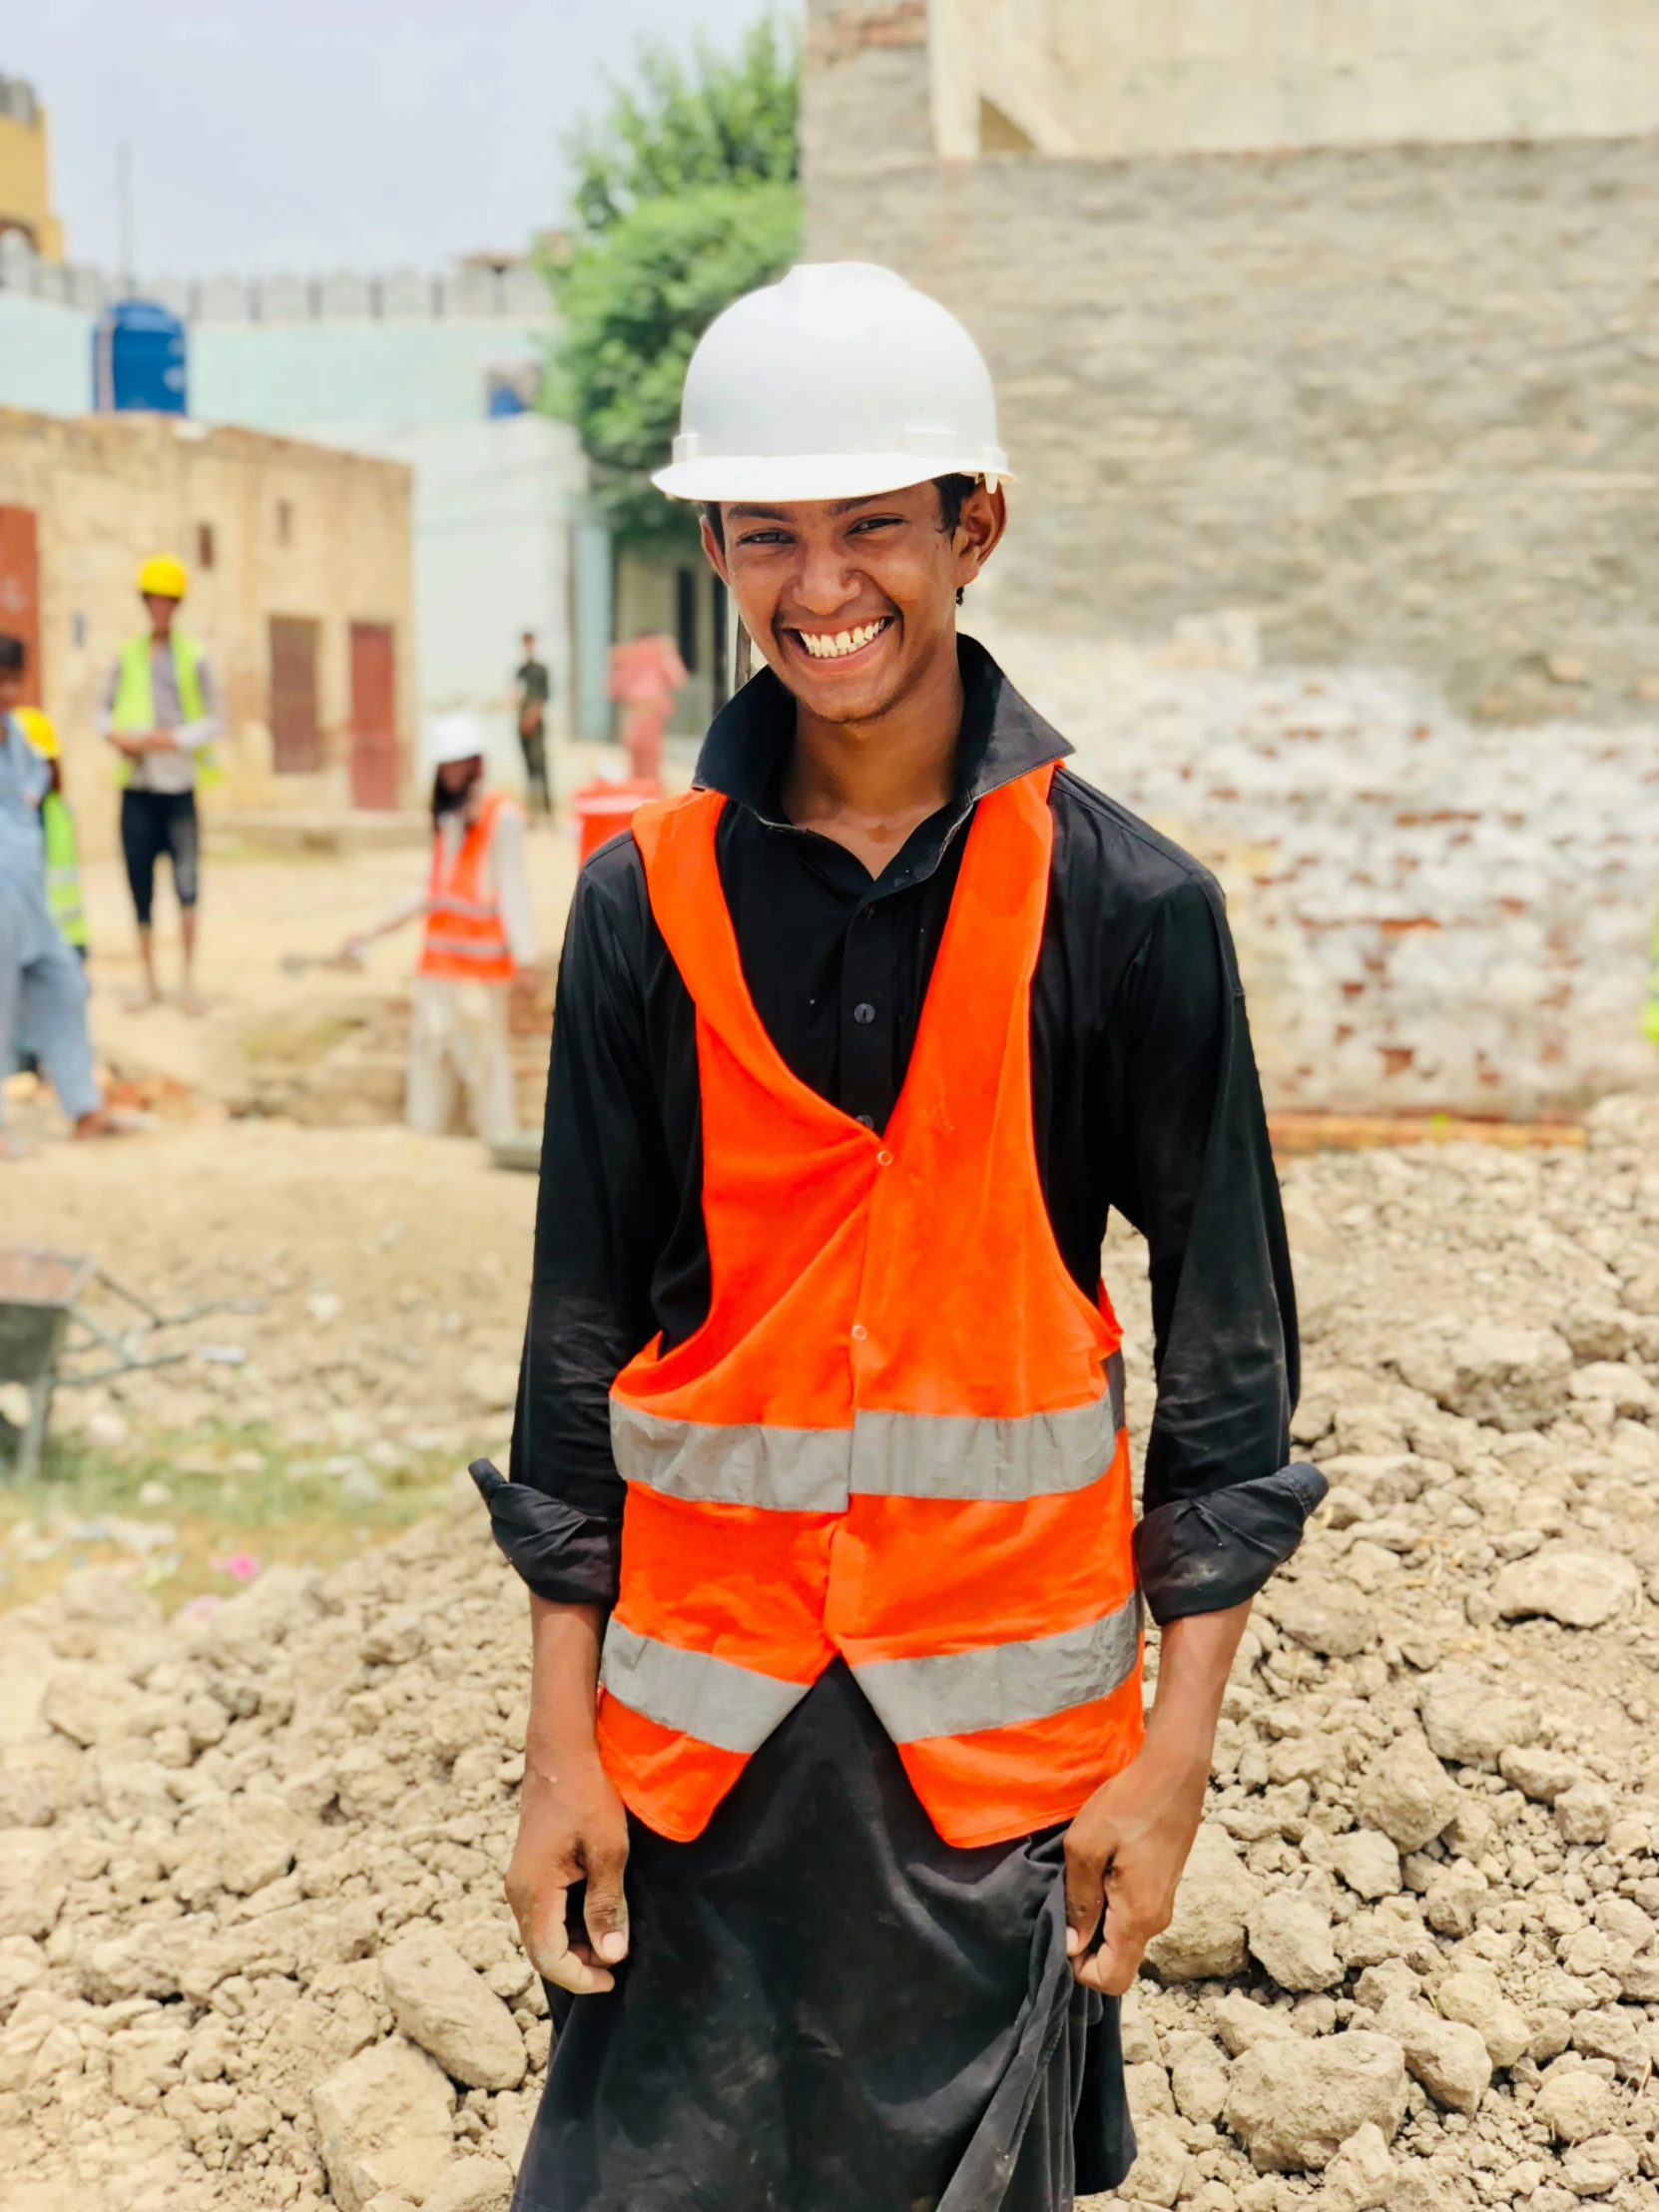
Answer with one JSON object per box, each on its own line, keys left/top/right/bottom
{"left": 5, "top": 0, "right": 797, "bottom": 277}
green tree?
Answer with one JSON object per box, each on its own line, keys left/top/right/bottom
{"left": 545, "top": 17, "right": 800, "bottom": 549}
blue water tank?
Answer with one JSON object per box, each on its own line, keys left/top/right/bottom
{"left": 93, "top": 299, "right": 188, "bottom": 414}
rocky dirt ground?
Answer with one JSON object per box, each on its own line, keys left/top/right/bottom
{"left": 0, "top": 1118, "right": 538, "bottom": 1611}
{"left": 11, "top": 1071, "right": 1659, "bottom": 2209}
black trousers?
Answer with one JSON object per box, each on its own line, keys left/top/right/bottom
{"left": 515, "top": 1662, "right": 1134, "bottom": 2212}
{"left": 120, "top": 789, "right": 199, "bottom": 925}
{"left": 520, "top": 723, "right": 551, "bottom": 814}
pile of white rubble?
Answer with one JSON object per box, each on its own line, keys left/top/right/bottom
{"left": 12, "top": 1097, "right": 1659, "bottom": 2211}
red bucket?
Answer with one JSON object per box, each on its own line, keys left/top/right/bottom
{"left": 571, "top": 778, "right": 661, "bottom": 865}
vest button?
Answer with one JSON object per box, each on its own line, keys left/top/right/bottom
{"left": 850, "top": 1323, "right": 867, "bottom": 1342}
{"left": 852, "top": 1001, "right": 875, "bottom": 1025}
{"left": 876, "top": 1149, "right": 893, "bottom": 1167}
{"left": 854, "top": 1114, "right": 874, "bottom": 1129}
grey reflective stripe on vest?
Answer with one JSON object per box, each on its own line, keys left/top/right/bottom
{"left": 611, "top": 1398, "right": 852, "bottom": 1510}
{"left": 600, "top": 1620, "right": 812, "bottom": 1754}
{"left": 852, "top": 1356, "right": 1123, "bottom": 1501}
{"left": 849, "top": 1590, "right": 1142, "bottom": 1745}
{"left": 610, "top": 1351, "right": 1125, "bottom": 1509}
{"left": 422, "top": 931, "right": 507, "bottom": 960}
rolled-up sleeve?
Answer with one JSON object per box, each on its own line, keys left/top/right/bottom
{"left": 484, "top": 850, "right": 664, "bottom": 1605}
{"left": 1107, "top": 873, "right": 1322, "bottom": 1624}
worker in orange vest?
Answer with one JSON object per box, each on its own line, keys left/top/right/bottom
{"left": 340, "top": 713, "right": 534, "bottom": 1144}
{"left": 473, "top": 267, "right": 1315, "bottom": 2209}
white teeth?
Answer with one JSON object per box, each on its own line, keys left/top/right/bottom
{"left": 799, "top": 619, "right": 887, "bottom": 659}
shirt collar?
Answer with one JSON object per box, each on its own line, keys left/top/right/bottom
{"left": 693, "top": 633, "right": 1071, "bottom": 839}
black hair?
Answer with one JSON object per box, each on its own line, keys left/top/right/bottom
{"left": 430, "top": 759, "right": 482, "bottom": 830}
{"left": 0, "top": 634, "right": 25, "bottom": 675}
{"left": 702, "top": 472, "right": 982, "bottom": 556}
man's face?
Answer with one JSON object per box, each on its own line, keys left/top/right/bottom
{"left": 702, "top": 480, "right": 1005, "bottom": 726}
{"left": 522, "top": 633, "right": 534, "bottom": 654}
{"left": 0, "top": 671, "right": 23, "bottom": 714}
{"left": 145, "top": 592, "right": 179, "bottom": 635}
{"left": 437, "top": 755, "right": 482, "bottom": 800}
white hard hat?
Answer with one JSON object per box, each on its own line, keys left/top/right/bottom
{"left": 652, "top": 263, "right": 1011, "bottom": 506}
{"left": 424, "top": 711, "right": 486, "bottom": 769}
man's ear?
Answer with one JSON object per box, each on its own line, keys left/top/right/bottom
{"left": 700, "top": 514, "right": 731, "bottom": 585}
{"left": 953, "top": 480, "right": 1007, "bottom": 595}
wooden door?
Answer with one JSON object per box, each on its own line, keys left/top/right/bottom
{"left": 348, "top": 622, "right": 398, "bottom": 809}
{"left": 0, "top": 507, "right": 42, "bottom": 707}
{"left": 269, "top": 616, "right": 320, "bottom": 772}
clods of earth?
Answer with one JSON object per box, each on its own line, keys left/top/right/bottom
{"left": 13, "top": 1098, "right": 1659, "bottom": 2206}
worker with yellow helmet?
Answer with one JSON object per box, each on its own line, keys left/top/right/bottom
{"left": 0, "top": 632, "right": 114, "bottom": 1151}
{"left": 15, "top": 706, "right": 88, "bottom": 957}
{"left": 100, "top": 554, "right": 222, "bottom": 1012}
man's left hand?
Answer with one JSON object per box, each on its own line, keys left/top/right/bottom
{"left": 1063, "top": 1598, "right": 1253, "bottom": 1994}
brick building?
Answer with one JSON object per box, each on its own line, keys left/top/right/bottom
{"left": 0, "top": 409, "right": 414, "bottom": 856}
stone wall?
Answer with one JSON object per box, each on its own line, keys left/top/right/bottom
{"left": 804, "top": 9, "right": 1659, "bottom": 723}
{"left": 925, "top": 0, "right": 1659, "bottom": 161}
{"left": 0, "top": 409, "right": 414, "bottom": 856}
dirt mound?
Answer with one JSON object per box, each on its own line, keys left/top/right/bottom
{"left": 0, "top": 1502, "right": 534, "bottom": 2211}
{"left": 11, "top": 1096, "right": 1659, "bottom": 2207}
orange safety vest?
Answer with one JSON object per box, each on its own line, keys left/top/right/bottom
{"left": 418, "top": 793, "right": 516, "bottom": 983}
{"left": 598, "top": 763, "right": 1143, "bottom": 1849}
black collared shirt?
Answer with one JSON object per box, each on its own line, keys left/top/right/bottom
{"left": 500, "top": 637, "right": 1319, "bottom": 1622}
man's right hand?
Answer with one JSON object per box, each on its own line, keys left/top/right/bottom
{"left": 506, "top": 1736, "right": 631, "bottom": 1993}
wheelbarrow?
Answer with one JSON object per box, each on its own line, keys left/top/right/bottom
{"left": 0, "top": 1246, "right": 262, "bottom": 1480}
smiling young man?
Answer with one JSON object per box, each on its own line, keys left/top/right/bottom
{"left": 477, "top": 264, "right": 1320, "bottom": 2212}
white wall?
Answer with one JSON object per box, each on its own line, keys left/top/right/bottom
{"left": 299, "top": 415, "right": 585, "bottom": 781}
{"left": 190, "top": 317, "right": 546, "bottom": 436}
{"left": 0, "top": 289, "right": 89, "bottom": 412}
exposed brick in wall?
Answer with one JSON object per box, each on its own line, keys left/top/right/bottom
{"left": 974, "top": 616, "right": 1659, "bottom": 1120}
{"left": 806, "top": 0, "right": 925, "bottom": 70}
{"left": 805, "top": 74, "right": 1659, "bottom": 724}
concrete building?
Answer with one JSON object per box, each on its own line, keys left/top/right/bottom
{"left": 0, "top": 74, "right": 61, "bottom": 261}
{"left": 0, "top": 407, "right": 413, "bottom": 857}
{"left": 805, "top": 0, "right": 1659, "bottom": 723}
{"left": 0, "top": 241, "right": 599, "bottom": 781}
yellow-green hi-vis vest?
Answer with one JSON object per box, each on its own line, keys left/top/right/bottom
{"left": 1645, "top": 906, "right": 1659, "bottom": 1047}
{"left": 109, "top": 633, "right": 223, "bottom": 787}
{"left": 41, "top": 792, "right": 87, "bottom": 950}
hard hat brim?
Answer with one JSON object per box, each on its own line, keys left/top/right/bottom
{"left": 653, "top": 452, "right": 1014, "bottom": 505}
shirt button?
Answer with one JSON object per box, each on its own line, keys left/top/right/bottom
{"left": 876, "top": 1149, "right": 893, "bottom": 1167}
{"left": 854, "top": 1114, "right": 874, "bottom": 1129}
{"left": 850, "top": 1323, "right": 867, "bottom": 1343}
{"left": 852, "top": 1001, "right": 875, "bottom": 1025}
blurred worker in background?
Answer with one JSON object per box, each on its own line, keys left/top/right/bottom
{"left": 516, "top": 630, "right": 552, "bottom": 816}
{"left": 606, "top": 627, "right": 687, "bottom": 783}
{"left": 340, "top": 712, "right": 534, "bottom": 1145}
{"left": 101, "top": 555, "right": 221, "bottom": 1014}
{"left": 15, "top": 706, "right": 88, "bottom": 960}
{"left": 0, "top": 634, "right": 113, "bottom": 1152}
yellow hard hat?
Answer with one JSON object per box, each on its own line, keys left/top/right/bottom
{"left": 14, "top": 706, "right": 57, "bottom": 760}
{"left": 137, "top": 554, "right": 188, "bottom": 600}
